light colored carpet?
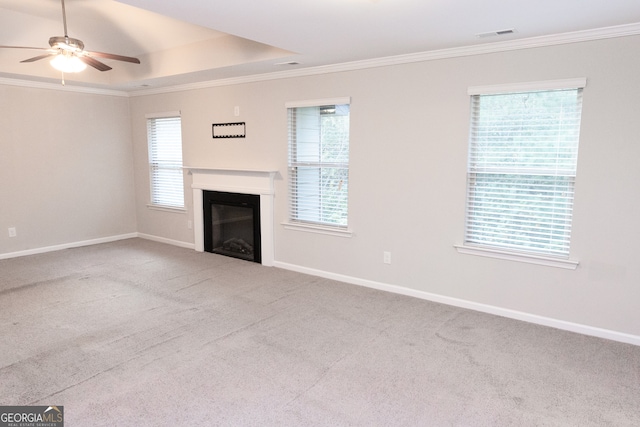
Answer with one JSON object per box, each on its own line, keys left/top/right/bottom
{"left": 1, "top": 238, "right": 638, "bottom": 426}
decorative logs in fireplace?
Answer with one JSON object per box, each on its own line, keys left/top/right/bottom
{"left": 223, "top": 237, "right": 253, "bottom": 255}
{"left": 203, "top": 191, "right": 261, "bottom": 263}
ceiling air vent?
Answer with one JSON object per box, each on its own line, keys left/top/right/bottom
{"left": 476, "top": 28, "right": 517, "bottom": 38}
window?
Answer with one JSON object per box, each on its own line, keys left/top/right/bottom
{"left": 287, "top": 98, "right": 351, "bottom": 230}
{"left": 146, "top": 112, "right": 184, "bottom": 209}
{"left": 463, "top": 79, "right": 585, "bottom": 261}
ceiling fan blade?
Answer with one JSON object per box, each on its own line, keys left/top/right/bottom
{"left": 86, "top": 51, "right": 141, "bottom": 64}
{"left": 20, "top": 53, "right": 57, "bottom": 63}
{"left": 78, "top": 55, "right": 112, "bottom": 72}
{"left": 0, "top": 45, "right": 50, "bottom": 51}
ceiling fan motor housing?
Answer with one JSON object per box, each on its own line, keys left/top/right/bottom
{"left": 49, "top": 36, "right": 84, "bottom": 52}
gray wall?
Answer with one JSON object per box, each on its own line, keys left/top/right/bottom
{"left": 1, "top": 34, "right": 637, "bottom": 340}
{"left": 130, "top": 35, "right": 640, "bottom": 338}
{"left": 0, "top": 85, "right": 137, "bottom": 254}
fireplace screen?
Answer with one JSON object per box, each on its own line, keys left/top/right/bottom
{"left": 203, "top": 191, "right": 261, "bottom": 263}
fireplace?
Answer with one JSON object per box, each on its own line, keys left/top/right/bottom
{"left": 188, "top": 167, "right": 276, "bottom": 267}
{"left": 203, "top": 191, "right": 261, "bottom": 263}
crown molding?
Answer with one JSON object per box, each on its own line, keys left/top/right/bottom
{"left": 129, "top": 22, "right": 640, "bottom": 97}
{"left": 0, "top": 77, "right": 129, "bottom": 97}
{"left": 3, "top": 22, "right": 640, "bottom": 97}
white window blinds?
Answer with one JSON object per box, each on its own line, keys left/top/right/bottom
{"left": 287, "top": 99, "right": 350, "bottom": 228}
{"left": 465, "top": 84, "right": 584, "bottom": 257}
{"left": 147, "top": 114, "right": 184, "bottom": 209}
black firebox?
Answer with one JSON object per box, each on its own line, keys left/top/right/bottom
{"left": 203, "top": 191, "right": 261, "bottom": 263}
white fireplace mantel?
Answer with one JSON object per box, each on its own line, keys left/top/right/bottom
{"left": 186, "top": 167, "right": 278, "bottom": 266}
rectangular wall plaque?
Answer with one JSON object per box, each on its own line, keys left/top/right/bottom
{"left": 212, "top": 122, "right": 246, "bottom": 138}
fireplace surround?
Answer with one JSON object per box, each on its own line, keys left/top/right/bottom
{"left": 188, "top": 168, "right": 276, "bottom": 266}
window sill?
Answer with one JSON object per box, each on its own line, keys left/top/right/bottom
{"left": 454, "top": 244, "right": 579, "bottom": 270}
{"left": 147, "top": 204, "right": 187, "bottom": 214}
{"left": 282, "top": 222, "right": 353, "bottom": 238}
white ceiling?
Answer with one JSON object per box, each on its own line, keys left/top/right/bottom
{"left": 1, "top": 0, "right": 640, "bottom": 92}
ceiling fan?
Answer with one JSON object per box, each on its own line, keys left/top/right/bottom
{"left": 0, "top": 0, "right": 140, "bottom": 73}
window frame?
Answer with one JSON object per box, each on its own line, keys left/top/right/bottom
{"left": 455, "top": 78, "right": 586, "bottom": 269}
{"left": 146, "top": 111, "right": 185, "bottom": 212}
{"left": 284, "top": 97, "right": 353, "bottom": 237}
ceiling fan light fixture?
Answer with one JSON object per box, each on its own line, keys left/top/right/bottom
{"left": 50, "top": 53, "right": 87, "bottom": 73}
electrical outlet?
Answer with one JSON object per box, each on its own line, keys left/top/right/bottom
{"left": 187, "top": 220, "right": 193, "bottom": 230}
{"left": 8, "top": 227, "right": 16, "bottom": 238}
{"left": 234, "top": 106, "right": 240, "bottom": 116}
{"left": 383, "top": 251, "right": 391, "bottom": 264}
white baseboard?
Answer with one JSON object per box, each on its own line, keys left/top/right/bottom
{"left": 273, "top": 261, "right": 640, "bottom": 347}
{"left": 3, "top": 236, "right": 636, "bottom": 346}
{"left": 137, "top": 233, "right": 195, "bottom": 250}
{"left": 0, "top": 233, "right": 138, "bottom": 260}
{"left": 0, "top": 232, "right": 194, "bottom": 260}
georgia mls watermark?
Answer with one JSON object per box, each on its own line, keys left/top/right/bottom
{"left": 0, "top": 406, "right": 63, "bottom": 427}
